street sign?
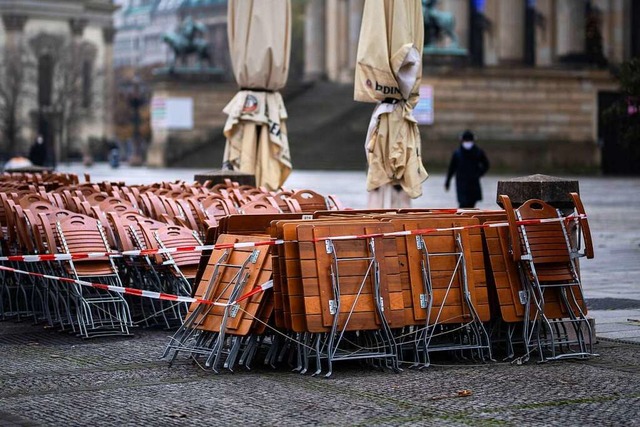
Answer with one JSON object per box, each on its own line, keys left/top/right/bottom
{"left": 414, "top": 85, "right": 434, "bottom": 125}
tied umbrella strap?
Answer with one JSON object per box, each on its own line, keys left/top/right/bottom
{"left": 365, "top": 43, "right": 422, "bottom": 154}
{"left": 364, "top": 99, "right": 416, "bottom": 154}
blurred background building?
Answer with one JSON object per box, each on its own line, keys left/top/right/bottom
{"left": 300, "top": 0, "right": 640, "bottom": 174}
{"left": 0, "top": 0, "right": 117, "bottom": 166}
{"left": 1, "top": 0, "right": 639, "bottom": 174}
{"left": 113, "top": 0, "right": 228, "bottom": 71}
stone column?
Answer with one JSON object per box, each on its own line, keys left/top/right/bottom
{"left": 443, "top": 0, "right": 470, "bottom": 50}
{"left": 1, "top": 15, "right": 28, "bottom": 155}
{"left": 483, "top": 0, "right": 500, "bottom": 65}
{"left": 325, "top": 0, "right": 354, "bottom": 83}
{"left": 556, "top": 0, "right": 586, "bottom": 57}
{"left": 303, "top": 0, "right": 326, "bottom": 81}
{"left": 593, "top": 0, "right": 612, "bottom": 61}
{"left": 347, "top": 0, "right": 364, "bottom": 79}
{"left": 535, "top": 0, "right": 556, "bottom": 66}
{"left": 1, "top": 14, "right": 28, "bottom": 53}
{"left": 497, "top": 0, "right": 525, "bottom": 63}
{"left": 336, "top": 0, "right": 350, "bottom": 82}
{"left": 65, "top": 18, "right": 88, "bottom": 163}
{"left": 606, "top": 0, "right": 632, "bottom": 63}
{"left": 325, "top": 0, "right": 340, "bottom": 81}
{"left": 102, "top": 27, "right": 117, "bottom": 146}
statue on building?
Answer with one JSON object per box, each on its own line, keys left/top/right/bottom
{"left": 422, "top": 0, "right": 466, "bottom": 55}
{"left": 162, "top": 16, "right": 211, "bottom": 70}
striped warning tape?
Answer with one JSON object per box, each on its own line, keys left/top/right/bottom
{"left": 0, "top": 264, "right": 272, "bottom": 308}
{"left": 0, "top": 214, "right": 585, "bottom": 263}
{"left": 309, "top": 214, "right": 586, "bottom": 242}
{"left": 0, "top": 239, "right": 285, "bottom": 263}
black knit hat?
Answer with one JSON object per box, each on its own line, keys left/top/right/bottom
{"left": 461, "top": 130, "right": 475, "bottom": 142}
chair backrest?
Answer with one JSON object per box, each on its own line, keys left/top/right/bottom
{"left": 37, "top": 212, "right": 62, "bottom": 254}
{"left": 23, "top": 208, "right": 48, "bottom": 254}
{"left": 11, "top": 204, "right": 35, "bottom": 254}
{"left": 289, "top": 189, "right": 328, "bottom": 212}
{"left": 569, "top": 192, "right": 594, "bottom": 259}
{"left": 76, "top": 183, "right": 101, "bottom": 197}
{"left": 106, "top": 211, "right": 136, "bottom": 252}
{"left": 203, "top": 196, "right": 238, "bottom": 219}
{"left": 153, "top": 224, "right": 202, "bottom": 270}
{"left": 0, "top": 194, "right": 19, "bottom": 247}
{"left": 159, "top": 196, "right": 181, "bottom": 220}
{"left": 498, "top": 195, "right": 522, "bottom": 261}
{"left": 85, "top": 192, "right": 110, "bottom": 205}
{"left": 240, "top": 199, "right": 282, "bottom": 214}
{"left": 57, "top": 214, "right": 109, "bottom": 254}
{"left": 516, "top": 198, "right": 571, "bottom": 264}
{"left": 133, "top": 216, "right": 167, "bottom": 250}
{"left": 97, "top": 197, "right": 134, "bottom": 214}
{"left": 18, "top": 193, "right": 51, "bottom": 209}
{"left": 175, "top": 199, "right": 200, "bottom": 232}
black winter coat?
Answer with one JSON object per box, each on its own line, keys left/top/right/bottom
{"left": 445, "top": 145, "right": 490, "bottom": 207}
{"left": 29, "top": 142, "right": 47, "bottom": 167}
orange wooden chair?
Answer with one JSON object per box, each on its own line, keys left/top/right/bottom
{"left": 499, "top": 194, "right": 595, "bottom": 362}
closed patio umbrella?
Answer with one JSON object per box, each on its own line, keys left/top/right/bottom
{"left": 222, "top": 0, "right": 292, "bottom": 190}
{"left": 354, "top": 0, "right": 428, "bottom": 208}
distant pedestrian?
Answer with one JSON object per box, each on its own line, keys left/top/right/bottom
{"left": 445, "top": 130, "right": 490, "bottom": 208}
{"left": 29, "top": 135, "right": 47, "bottom": 166}
{"left": 107, "top": 140, "right": 120, "bottom": 168}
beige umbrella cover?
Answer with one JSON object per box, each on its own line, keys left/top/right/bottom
{"left": 223, "top": 0, "right": 292, "bottom": 190}
{"left": 354, "top": 0, "right": 428, "bottom": 204}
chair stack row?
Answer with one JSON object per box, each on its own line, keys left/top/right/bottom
{"left": 165, "top": 195, "right": 595, "bottom": 375}
{"left": 0, "top": 172, "right": 342, "bottom": 338}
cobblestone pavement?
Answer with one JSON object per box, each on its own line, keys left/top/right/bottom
{"left": 1, "top": 164, "right": 638, "bottom": 426}
{"left": 1, "top": 321, "right": 639, "bottom": 427}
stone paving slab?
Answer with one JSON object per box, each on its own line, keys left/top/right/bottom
{"left": 0, "top": 321, "right": 639, "bottom": 426}
{"left": 590, "top": 309, "right": 640, "bottom": 342}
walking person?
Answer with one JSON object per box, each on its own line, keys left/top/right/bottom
{"left": 28, "top": 134, "right": 47, "bottom": 167}
{"left": 445, "top": 130, "right": 490, "bottom": 208}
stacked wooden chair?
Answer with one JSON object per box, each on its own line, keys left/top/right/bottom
{"left": 1, "top": 170, "right": 596, "bottom": 370}
{"left": 164, "top": 191, "right": 595, "bottom": 375}
{"left": 53, "top": 214, "right": 133, "bottom": 338}
{"left": 495, "top": 193, "right": 595, "bottom": 362}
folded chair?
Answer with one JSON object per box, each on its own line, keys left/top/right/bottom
{"left": 54, "top": 214, "right": 133, "bottom": 338}
{"left": 389, "top": 215, "right": 492, "bottom": 368}
{"left": 163, "top": 234, "right": 273, "bottom": 373}
{"left": 131, "top": 220, "right": 198, "bottom": 327}
{"left": 499, "top": 194, "right": 595, "bottom": 362}
{"left": 108, "top": 212, "right": 179, "bottom": 326}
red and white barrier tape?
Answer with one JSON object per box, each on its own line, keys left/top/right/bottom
{"left": 0, "top": 239, "right": 285, "bottom": 263}
{"left": 0, "top": 264, "right": 273, "bottom": 308}
{"left": 309, "top": 214, "right": 586, "bottom": 242}
{"left": 0, "top": 214, "right": 586, "bottom": 263}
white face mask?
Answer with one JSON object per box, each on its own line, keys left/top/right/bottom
{"left": 462, "top": 141, "right": 474, "bottom": 150}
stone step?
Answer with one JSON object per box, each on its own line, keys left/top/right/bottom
{"left": 435, "top": 100, "right": 593, "bottom": 114}
{"left": 426, "top": 78, "right": 598, "bottom": 91}
{"left": 430, "top": 111, "right": 592, "bottom": 125}
{"left": 433, "top": 90, "right": 593, "bottom": 103}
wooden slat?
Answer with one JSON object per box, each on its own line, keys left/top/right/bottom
{"left": 188, "top": 234, "right": 272, "bottom": 336}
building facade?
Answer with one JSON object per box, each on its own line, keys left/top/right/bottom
{"left": 306, "top": 0, "right": 639, "bottom": 83}
{"left": 0, "top": 0, "right": 117, "bottom": 164}
{"left": 113, "top": 0, "right": 229, "bottom": 70}
{"left": 303, "top": 0, "right": 640, "bottom": 173}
